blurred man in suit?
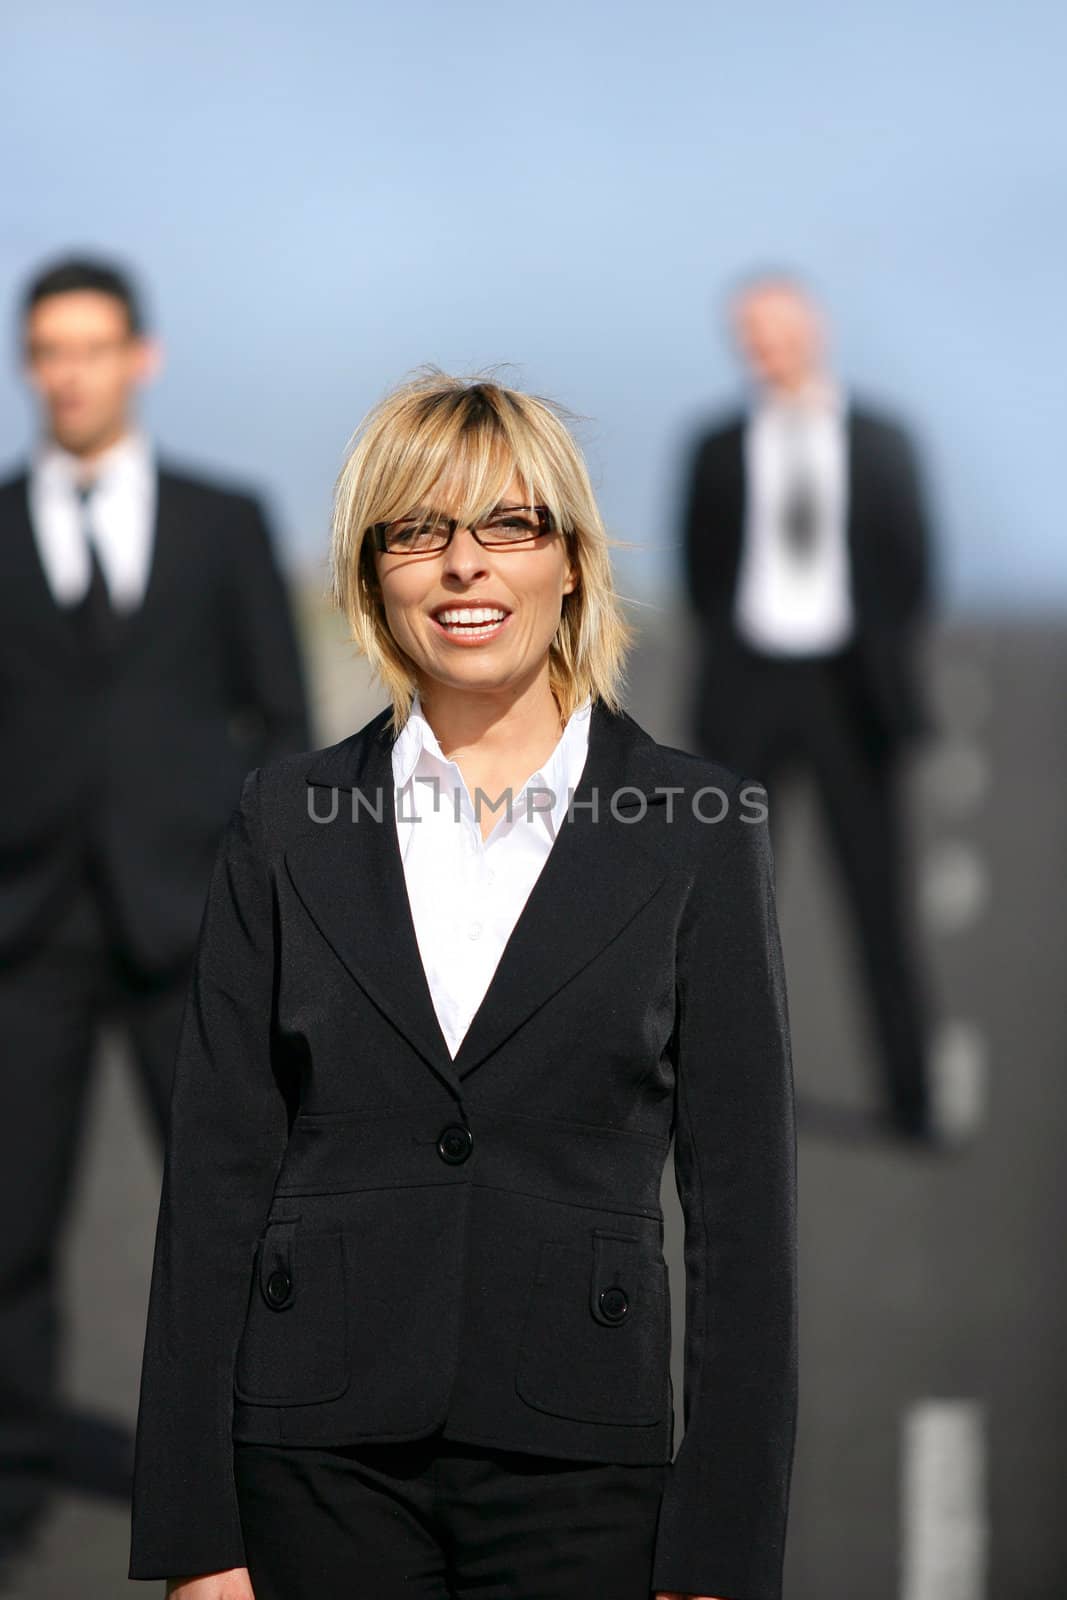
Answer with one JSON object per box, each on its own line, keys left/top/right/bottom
{"left": 0, "top": 255, "right": 312, "bottom": 1565}
{"left": 681, "top": 268, "right": 937, "bottom": 1142}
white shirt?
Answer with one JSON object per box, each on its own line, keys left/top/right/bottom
{"left": 733, "top": 380, "right": 854, "bottom": 655}
{"left": 392, "top": 691, "right": 593, "bottom": 1059}
{"left": 28, "top": 427, "right": 157, "bottom": 611}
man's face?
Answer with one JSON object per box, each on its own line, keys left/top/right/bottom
{"left": 732, "top": 285, "right": 823, "bottom": 394}
{"left": 23, "top": 290, "right": 158, "bottom": 454}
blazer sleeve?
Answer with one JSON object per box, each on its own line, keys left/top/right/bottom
{"left": 129, "top": 768, "right": 293, "bottom": 1581}
{"left": 868, "top": 418, "right": 937, "bottom": 629}
{"left": 680, "top": 432, "right": 719, "bottom": 624}
{"left": 226, "top": 494, "right": 314, "bottom": 765}
{"left": 680, "top": 423, "right": 745, "bottom": 634}
{"left": 650, "top": 784, "right": 798, "bottom": 1600}
{"left": 891, "top": 425, "right": 937, "bottom": 625}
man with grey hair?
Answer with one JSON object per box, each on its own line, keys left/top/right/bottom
{"left": 681, "top": 268, "right": 937, "bottom": 1143}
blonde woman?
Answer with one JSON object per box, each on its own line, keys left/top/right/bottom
{"left": 128, "top": 372, "right": 797, "bottom": 1600}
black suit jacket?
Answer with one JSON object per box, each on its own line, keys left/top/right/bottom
{"left": 0, "top": 461, "right": 311, "bottom": 971}
{"left": 681, "top": 401, "right": 936, "bottom": 750}
{"left": 128, "top": 697, "right": 798, "bottom": 1598}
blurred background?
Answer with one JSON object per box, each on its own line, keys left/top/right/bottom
{"left": 2, "top": 1, "right": 1065, "bottom": 1595}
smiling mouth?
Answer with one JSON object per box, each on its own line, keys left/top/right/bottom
{"left": 431, "top": 605, "right": 512, "bottom": 639}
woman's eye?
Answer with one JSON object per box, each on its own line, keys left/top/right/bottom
{"left": 489, "top": 516, "right": 538, "bottom": 535}
{"left": 390, "top": 521, "right": 442, "bottom": 546}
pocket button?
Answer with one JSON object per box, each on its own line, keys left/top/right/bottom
{"left": 598, "top": 1285, "right": 629, "bottom": 1323}
{"left": 266, "top": 1269, "right": 292, "bottom": 1307}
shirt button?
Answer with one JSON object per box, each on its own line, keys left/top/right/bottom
{"left": 468, "top": 920, "right": 482, "bottom": 939}
{"left": 487, "top": 870, "right": 496, "bottom": 886}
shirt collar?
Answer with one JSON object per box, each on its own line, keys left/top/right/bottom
{"left": 392, "top": 692, "right": 593, "bottom": 838}
{"left": 33, "top": 426, "right": 154, "bottom": 494}
{"left": 391, "top": 693, "right": 441, "bottom": 790}
{"left": 756, "top": 374, "right": 847, "bottom": 423}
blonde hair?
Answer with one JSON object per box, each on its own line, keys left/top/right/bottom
{"left": 328, "top": 368, "right": 636, "bottom": 736}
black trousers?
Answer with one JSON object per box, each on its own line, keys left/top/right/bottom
{"left": 234, "top": 1429, "right": 668, "bottom": 1600}
{"left": 0, "top": 860, "right": 190, "bottom": 1539}
{"left": 694, "top": 637, "right": 932, "bottom": 1134}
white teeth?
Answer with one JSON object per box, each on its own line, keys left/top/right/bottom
{"left": 435, "top": 608, "right": 507, "bottom": 625}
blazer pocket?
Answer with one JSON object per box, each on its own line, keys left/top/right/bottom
{"left": 234, "top": 1221, "right": 349, "bottom": 1406}
{"left": 515, "top": 1230, "right": 669, "bottom": 1426}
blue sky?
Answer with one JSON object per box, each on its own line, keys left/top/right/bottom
{"left": 4, "top": 0, "right": 1065, "bottom": 612}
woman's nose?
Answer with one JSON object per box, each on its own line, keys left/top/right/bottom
{"left": 441, "top": 523, "right": 490, "bottom": 580}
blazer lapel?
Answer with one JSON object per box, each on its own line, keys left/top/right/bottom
{"left": 450, "top": 707, "right": 668, "bottom": 1081}
{"left": 286, "top": 699, "right": 670, "bottom": 1101}
{"left": 107, "top": 470, "right": 184, "bottom": 667}
{"left": 6, "top": 465, "right": 183, "bottom": 670}
{"left": 727, "top": 417, "right": 747, "bottom": 549}
{"left": 843, "top": 403, "right": 870, "bottom": 598}
{"left": 4, "top": 474, "right": 82, "bottom": 667}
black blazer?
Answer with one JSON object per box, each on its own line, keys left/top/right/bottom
{"left": 0, "top": 462, "right": 311, "bottom": 970}
{"left": 681, "top": 401, "right": 936, "bottom": 749}
{"left": 129, "top": 698, "right": 798, "bottom": 1600}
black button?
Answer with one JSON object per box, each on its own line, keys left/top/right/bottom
{"left": 266, "top": 1269, "right": 292, "bottom": 1306}
{"left": 598, "top": 1286, "right": 629, "bottom": 1323}
{"left": 436, "top": 1123, "right": 473, "bottom": 1164}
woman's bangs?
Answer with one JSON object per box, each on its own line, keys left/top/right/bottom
{"left": 389, "top": 409, "right": 567, "bottom": 532}
{"left": 426, "top": 427, "right": 526, "bottom": 531}
{"left": 443, "top": 417, "right": 574, "bottom": 537}
{"left": 354, "top": 383, "right": 578, "bottom": 546}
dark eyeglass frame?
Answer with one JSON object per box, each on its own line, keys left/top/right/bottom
{"left": 369, "top": 503, "right": 561, "bottom": 554}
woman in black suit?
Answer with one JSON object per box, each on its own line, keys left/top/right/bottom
{"left": 129, "top": 372, "right": 797, "bottom": 1600}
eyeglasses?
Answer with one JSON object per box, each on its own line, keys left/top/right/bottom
{"left": 370, "top": 504, "right": 560, "bottom": 555}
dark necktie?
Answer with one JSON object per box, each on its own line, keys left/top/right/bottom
{"left": 73, "top": 480, "right": 118, "bottom": 653}
{"left": 779, "top": 412, "right": 820, "bottom": 564}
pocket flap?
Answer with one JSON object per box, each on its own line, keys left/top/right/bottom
{"left": 590, "top": 1230, "right": 642, "bottom": 1326}
{"left": 235, "top": 1224, "right": 349, "bottom": 1406}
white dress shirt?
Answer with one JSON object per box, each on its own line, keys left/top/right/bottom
{"left": 733, "top": 380, "right": 855, "bottom": 655}
{"left": 28, "top": 427, "right": 157, "bottom": 611}
{"left": 392, "top": 691, "right": 593, "bottom": 1059}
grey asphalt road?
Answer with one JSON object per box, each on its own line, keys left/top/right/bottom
{"left": 11, "top": 607, "right": 1067, "bottom": 1599}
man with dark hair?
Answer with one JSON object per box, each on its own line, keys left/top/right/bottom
{"left": 0, "top": 253, "right": 312, "bottom": 1564}
{"left": 22, "top": 255, "right": 149, "bottom": 335}
{"left": 681, "top": 270, "right": 938, "bottom": 1142}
